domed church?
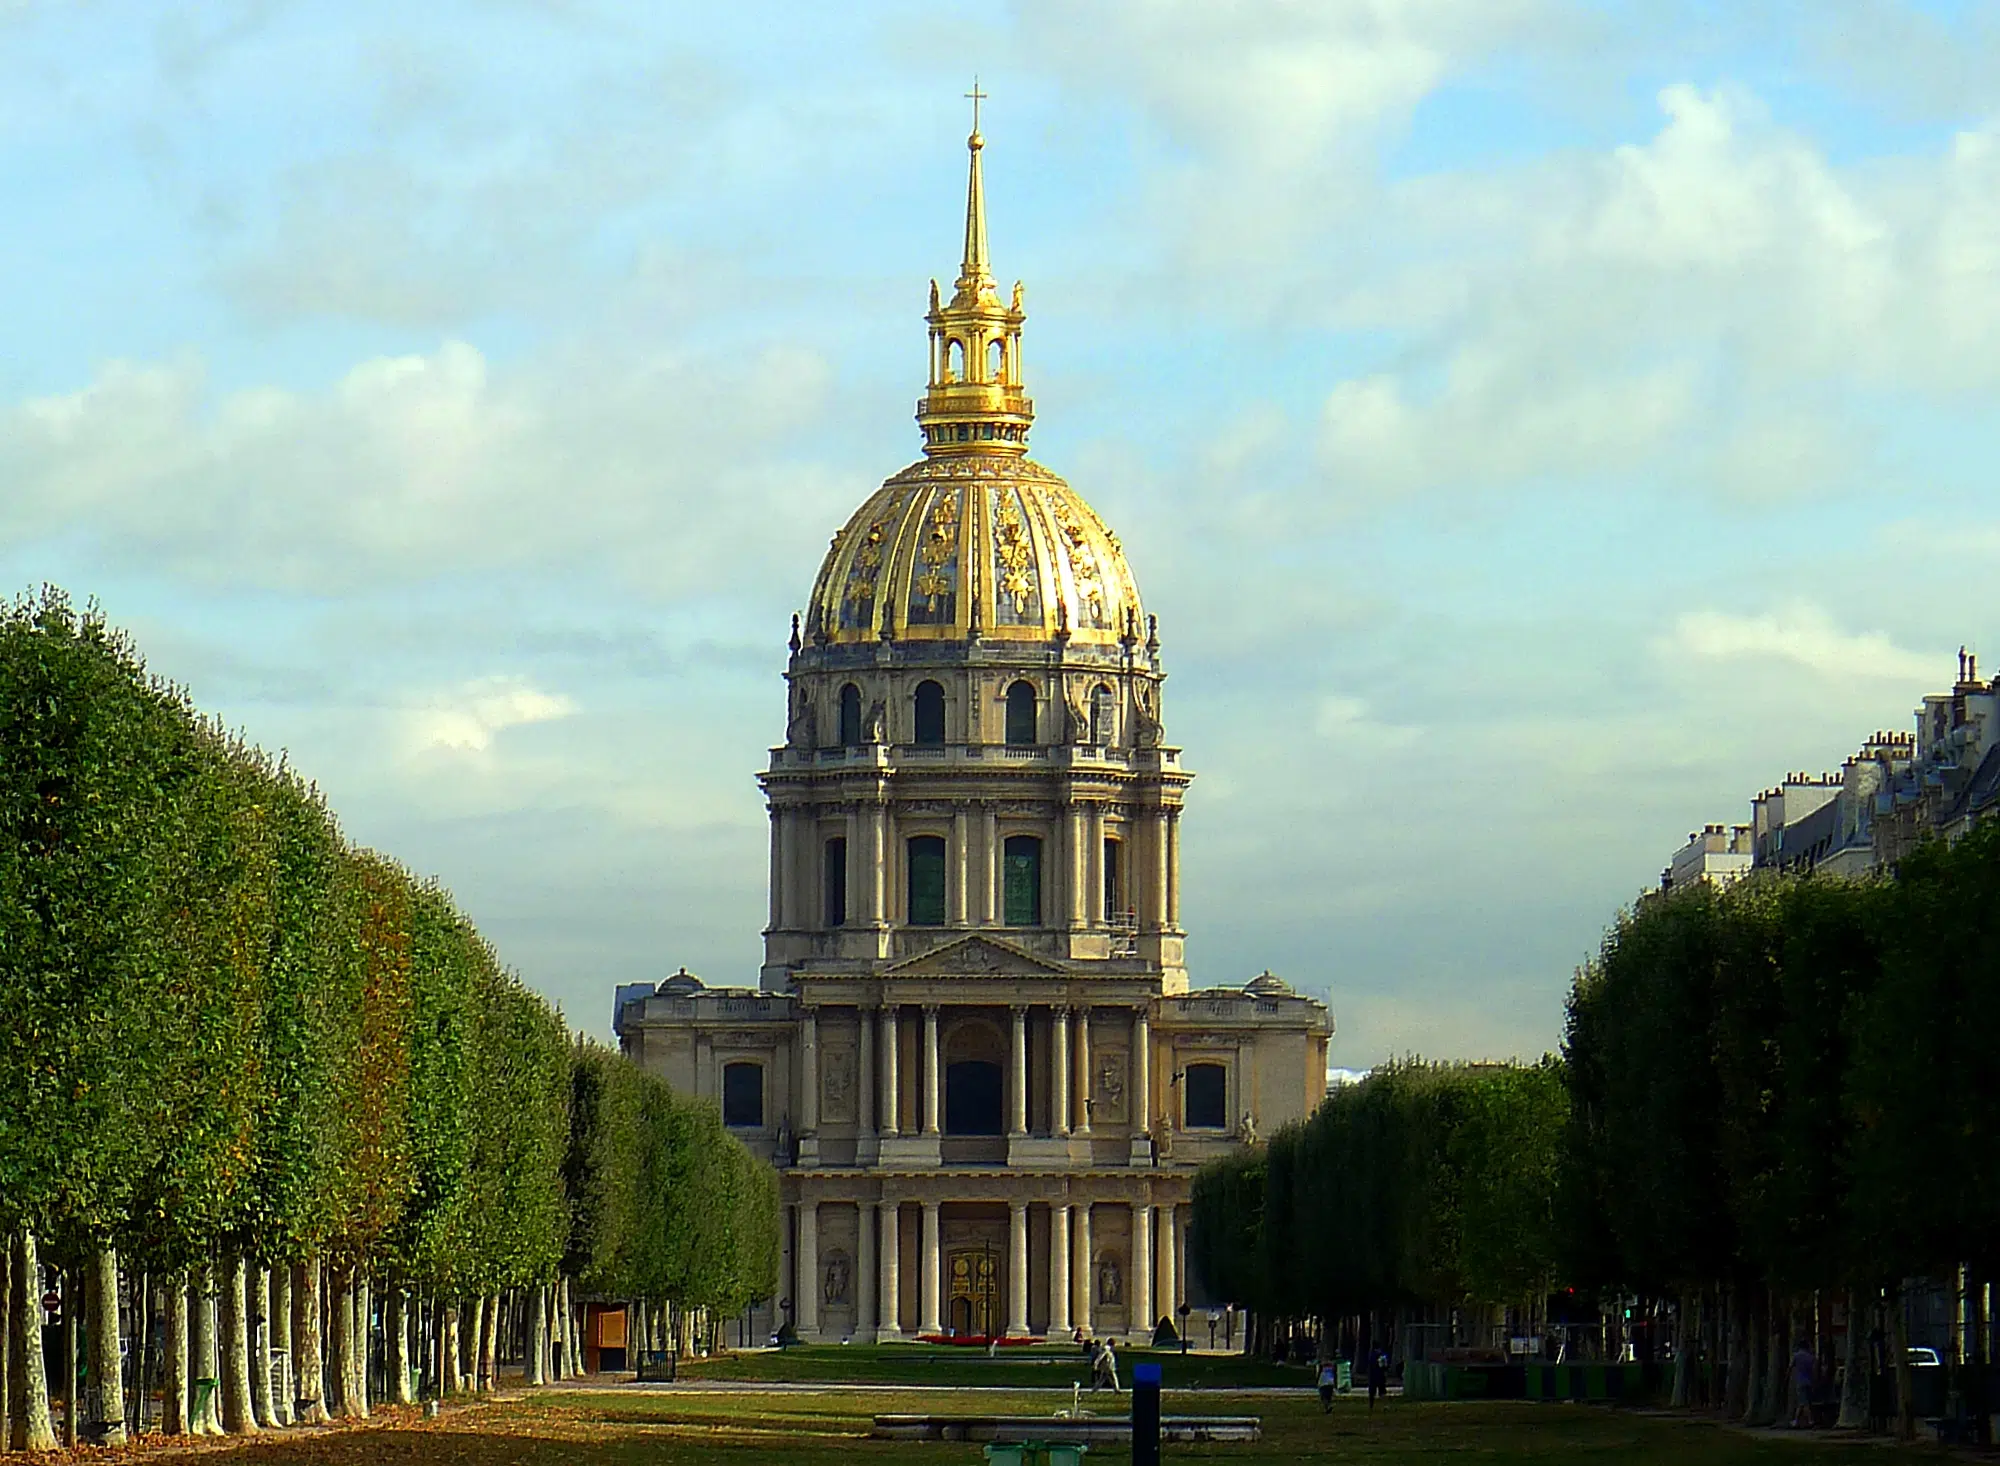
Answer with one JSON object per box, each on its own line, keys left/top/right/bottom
{"left": 616, "top": 106, "right": 1332, "bottom": 1345}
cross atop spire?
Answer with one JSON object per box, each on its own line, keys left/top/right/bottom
{"left": 958, "top": 79, "right": 992, "bottom": 296}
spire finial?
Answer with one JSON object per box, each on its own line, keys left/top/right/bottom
{"left": 960, "top": 79, "right": 991, "bottom": 290}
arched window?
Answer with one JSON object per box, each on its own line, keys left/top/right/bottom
{"left": 1005, "top": 681, "right": 1037, "bottom": 746}
{"left": 988, "top": 337, "right": 1006, "bottom": 383}
{"left": 1102, "top": 837, "right": 1124, "bottom": 922}
{"left": 914, "top": 680, "right": 946, "bottom": 746}
{"left": 1090, "top": 683, "right": 1114, "bottom": 745}
{"left": 1184, "top": 1062, "right": 1227, "bottom": 1130}
{"left": 838, "top": 683, "right": 862, "bottom": 746}
{"left": 1003, "top": 835, "right": 1042, "bottom": 927}
{"left": 823, "top": 837, "right": 847, "bottom": 928}
{"left": 722, "top": 1062, "right": 764, "bottom": 1128}
{"left": 945, "top": 338, "right": 965, "bottom": 382}
{"left": 906, "top": 835, "right": 946, "bottom": 926}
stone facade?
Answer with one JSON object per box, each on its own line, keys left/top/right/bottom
{"left": 614, "top": 118, "right": 1332, "bottom": 1344}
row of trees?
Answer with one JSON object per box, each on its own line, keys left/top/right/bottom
{"left": 1189, "top": 1060, "right": 1565, "bottom": 1358}
{"left": 0, "top": 589, "right": 776, "bottom": 1450}
{"left": 1563, "top": 817, "right": 2000, "bottom": 1436}
{"left": 1190, "top": 818, "right": 2000, "bottom": 1439}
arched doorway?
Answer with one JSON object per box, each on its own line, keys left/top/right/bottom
{"left": 943, "top": 1016, "right": 1005, "bottom": 1135}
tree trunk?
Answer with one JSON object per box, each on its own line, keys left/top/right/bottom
{"left": 467, "top": 1297, "right": 486, "bottom": 1392}
{"left": 0, "top": 1237, "right": 11, "bottom": 1448}
{"left": 163, "top": 1276, "right": 191, "bottom": 1435}
{"left": 352, "top": 1278, "right": 371, "bottom": 1417}
{"left": 325, "top": 1269, "right": 351, "bottom": 1418}
{"left": 291, "top": 1259, "right": 325, "bottom": 1423}
{"left": 1755, "top": 1293, "right": 1786, "bottom": 1426}
{"left": 386, "top": 1287, "right": 412, "bottom": 1406}
{"left": 8, "top": 1230, "right": 57, "bottom": 1452}
{"left": 479, "top": 1294, "right": 499, "bottom": 1392}
{"left": 250, "top": 1265, "right": 276, "bottom": 1428}
{"left": 525, "top": 1285, "right": 548, "bottom": 1386}
{"left": 219, "top": 1255, "right": 258, "bottom": 1434}
{"left": 1836, "top": 1288, "right": 1868, "bottom": 1428}
{"left": 1890, "top": 1280, "right": 1915, "bottom": 1442}
{"left": 1742, "top": 1290, "right": 1767, "bottom": 1424}
{"left": 268, "top": 1266, "right": 293, "bottom": 1426}
{"left": 191, "top": 1261, "right": 224, "bottom": 1435}
{"left": 442, "top": 1298, "right": 462, "bottom": 1394}
{"left": 1671, "top": 1292, "right": 1694, "bottom": 1408}
{"left": 85, "top": 1244, "right": 128, "bottom": 1445}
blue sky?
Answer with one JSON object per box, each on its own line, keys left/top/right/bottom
{"left": 6, "top": 0, "right": 1999, "bottom": 1065}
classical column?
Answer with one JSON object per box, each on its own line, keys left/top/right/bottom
{"left": 1068, "top": 806, "right": 1088, "bottom": 927}
{"left": 800, "top": 1007, "right": 820, "bottom": 1133}
{"left": 1073, "top": 1009, "right": 1092, "bottom": 1136}
{"left": 780, "top": 1201, "right": 795, "bottom": 1339}
{"left": 919, "top": 1201, "right": 943, "bottom": 1335}
{"left": 878, "top": 1201, "right": 902, "bottom": 1337}
{"left": 1049, "top": 1205, "right": 1072, "bottom": 1336}
{"left": 1132, "top": 1009, "right": 1151, "bottom": 1138}
{"left": 950, "top": 803, "right": 969, "bottom": 926}
{"left": 1009, "top": 1005, "right": 1029, "bottom": 1138}
{"left": 1157, "top": 1204, "right": 1178, "bottom": 1326}
{"left": 1074, "top": 1203, "right": 1093, "bottom": 1336}
{"left": 1052, "top": 1008, "right": 1071, "bottom": 1139}
{"left": 1007, "top": 1202, "right": 1029, "bottom": 1338}
{"left": 858, "top": 1005, "right": 876, "bottom": 1139}
{"left": 922, "top": 1005, "right": 942, "bottom": 1136}
{"left": 858, "top": 1201, "right": 877, "bottom": 1338}
{"left": 1152, "top": 810, "right": 1170, "bottom": 932}
{"left": 1130, "top": 1202, "right": 1153, "bottom": 1337}
{"left": 768, "top": 809, "right": 784, "bottom": 929}
{"left": 1166, "top": 810, "right": 1181, "bottom": 929}
{"left": 868, "top": 801, "right": 889, "bottom": 925}
{"left": 797, "top": 1197, "right": 820, "bottom": 1336}
{"left": 879, "top": 1004, "right": 900, "bottom": 1137}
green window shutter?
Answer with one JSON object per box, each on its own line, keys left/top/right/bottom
{"left": 1003, "top": 836, "right": 1041, "bottom": 926}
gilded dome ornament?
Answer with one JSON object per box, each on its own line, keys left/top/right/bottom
{"left": 799, "top": 98, "right": 1145, "bottom": 649}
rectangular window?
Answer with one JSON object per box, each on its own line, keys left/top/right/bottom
{"left": 1003, "top": 835, "right": 1042, "bottom": 927}
{"left": 1184, "top": 1062, "right": 1227, "bottom": 1130}
{"left": 824, "top": 837, "right": 847, "bottom": 928}
{"left": 907, "top": 835, "right": 946, "bottom": 926}
{"left": 722, "top": 1062, "right": 764, "bottom": 1128}
{"left": 1102, "top": 837, "right": 1123, "bottom": 921}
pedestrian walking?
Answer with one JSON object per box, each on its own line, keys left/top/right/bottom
{"left": 1790, "top": 1340, "right": 1817, "bottom": 1429}
{"left": 1318, "top": 1359, "right": 1338, "bottom": 1413}
{"left": 1091, "top": 1338, "right": 1122, "bottom": 1393}
{"left": 1367, "top": 1347, "right": 1388, "bottom": 1410}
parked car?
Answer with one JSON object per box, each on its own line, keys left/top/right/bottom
{"left": 1906, "top": 1347, "right": 1942, "bottom": 1368}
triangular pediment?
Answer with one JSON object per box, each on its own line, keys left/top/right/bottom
{"left": 884, "top": 934, "right": 1072, "bottom": 979}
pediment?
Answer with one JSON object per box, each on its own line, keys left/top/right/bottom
{"left": 884, "top": 935, "right": 1072, "bottom": 979}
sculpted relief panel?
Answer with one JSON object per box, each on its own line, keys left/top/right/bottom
{"left": 822, "top": 1048, "right": 857, "bottom": 1123}
{"left": 1095, "top": 1049, "right": 1128, "bottom": 1124}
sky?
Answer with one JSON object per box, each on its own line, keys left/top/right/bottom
{"left": 5, "top": 0, "right": 1998, "bottom": 1068}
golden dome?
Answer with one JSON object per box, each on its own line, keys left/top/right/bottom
{"left": 805, "top": 455, "right": 1144, "bottom": 647}
{"left": 804, "top": 103, "right": 1144, "bottom": 650}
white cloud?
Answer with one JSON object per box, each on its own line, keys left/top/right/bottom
{"left": 406, "top": 674, "right": 576, "bottom": 754}
{"left": 1659, "top": 603, "right": 1935, "bottom": 681}
{"left": 0, "top": 338, "right": 850, "bottom": 597}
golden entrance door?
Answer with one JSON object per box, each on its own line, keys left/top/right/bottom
{"left": 947, "top": 1248, "right": 999, "bottom": 1337}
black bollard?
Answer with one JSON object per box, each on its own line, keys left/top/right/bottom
{"left": 1133, "top": 1361, "right": 1162, "bottom": 1466}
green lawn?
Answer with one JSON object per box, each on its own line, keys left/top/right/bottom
{"left": 674, "top": 1342, "right": 1307, "bottom": 1391}
{"left": 181, "top": 1389, "right": 1944, "bottom": 1465}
